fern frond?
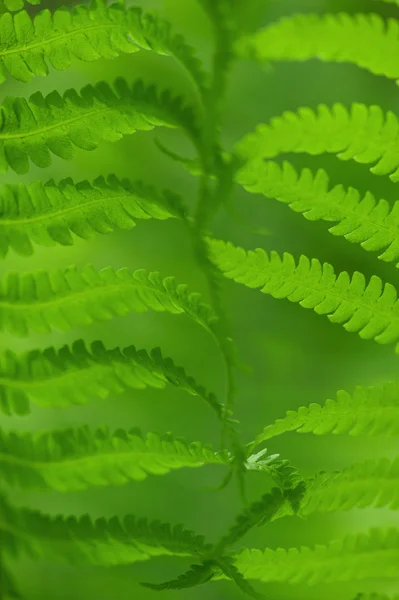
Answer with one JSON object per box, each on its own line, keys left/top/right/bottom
{"left": 215, "top": 485, "right": 305, "bottom": 552}
{"left": 142, "top": 561, "right": 216, "bottom": 590}
{"left": 0, "top": 0, "right": 207, "bottom": 89}
{"left": 236, "top": 103, "right": 399, "bottom": 182}
{"left": 301, "top": 457, "right": 399, "bottom": 515}
{"left": 0, "top": 78, "right": 199, "bottom": 174}
{"left": 0, "top": 175, "right": 182, "bottom": 259}
{"left": 238, "top": 160, "right": 399, "bottom": 266}
{"left": 0, "top": 339, "right": 222, "bottom": 416}
{"left": 0, "top": 426, "right": 229, "bottom": 491}
{"left": 208, "top": 239, "right": 399, "bottom": 349}
{"left": 236, "top": 13, "right": 399, "bottom": 81}
{"left": 0, "top": 493, "right": 209, "bottom": 565}
{"left": 228, "top": 528, "right": 399, "bottom": 584}
{"left": 250, "top": 381, "right": 399, "bottom": 448}
{"left": 0, "top": 265, "right": 217, "bottom": 337}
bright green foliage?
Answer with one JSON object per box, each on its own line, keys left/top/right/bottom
{"left": 0, "top": 339, "right": 222, "bottom": 416}
{"left": 251, "top": 382, "right": 399, "bottom": 447}
{"left": 0, "top": 175, "right": 183, "bottom": 259}
{"left": 4, "top": 0, "right": 36, "bottom": 11}
{"left": 2, "top": 0, "right": 399, "bottom": 597}
{"left": 236, "top": 103, "right": 399, "bottom": 182}
{"left": 142, "top": 562, "right": 217, "bottom": 591}
{"left": 0, "top": 78, "right": 199, "bottom": 174}
{"left": 301, "top": 457, "right": 399, "bottom": 515}
{"left": 226, "top": 457, "right": 399, "bottom": 535}
{"left": 236, "top": 13, "right": 399, "bottom": 81}
{"left": 0, "top": 264, "right": 216, "bottom": 337}
{"left": 229, "top": 528, "right": 399, "bottom": 584}
{"left": 0, "top": 0, "right": 206, "bottom": 88}
{"left": 208, "top": 239, "right": 399, "bottom": 349}
{"left": 238, "top": 160, "right": 399, "bottom": 266}
{"left": 0, "top": 493, "right": 209, "bottom": 566}
{"left": 0, "top": 426, "right": 229, "bottom": 491}
{"left": 215, "top": 484, "right": 306, "bottom": 552}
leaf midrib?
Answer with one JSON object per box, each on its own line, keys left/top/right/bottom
{"left": 0, "top": 442, "right": 226, "bottom": 471}
{"left": 0, "top": 21, "right": 139, "bottom": 59}
{"left": 0, "top": 192, "right": 170, "bottom": 226}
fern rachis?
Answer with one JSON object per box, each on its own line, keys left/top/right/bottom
{"left": 2, "top": 0, "right": 399, "bottom": 599}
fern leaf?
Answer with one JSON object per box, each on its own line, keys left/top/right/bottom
{"left": 208, "top": 239, "right": 399, "bottom": 349}
{"left": 0, "top": 493, "right": 210, "bottom": 565}
{"left": 246, "top": 448, "right": 303, "bottom": 490}
{"left": 0, "top": 175, "right": 183, "bottom": 259}
{"left": 236, "top": 103, "right": 399, "bottom": 182}
{"left": 0, "top": 265, "right": 217, "bottom": 337}
{"left": 0, "top": 339, "right": 222, "bottom": 416}
{"left": 236, "top": 13, "right": 399, "bottom": 81}
{"left": 250, "top": 381, "right": 399, "bottom": 448}
{"left": 228, "top": 528, "right": 399, "bottom": 584}
{"left": 0, "top": 426, "right": 229, "bottom": 491}
{"left": 301, "top": 457, "right": 399, "bottom": 515}
{"left": 142, "top": 561, "right": 216, "bottom": 590}
{"left": 0, "top": 78, "right": 199, "bottom": 174}
{"left": 215, "top": 484, "right": 306, "bottom": 552}
{"left": 238, "top": 160, "right": 399, "bottom": 266}
{"left": 0, "top": 0, "right": 207, "bottom": 89}
{"left": 217, "top": 558, "right": 264, "bottom": 599}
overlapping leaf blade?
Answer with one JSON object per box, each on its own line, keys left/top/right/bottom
{"left": 0, "top": 339, "right": 222, "bottom": 416}
{"left": 236, "top": 13, "right": 399, "bottom": 81}
{"left": 0, "top": 264, "right": 217, "bottom": 337}
{"left": 301, "top": 457, "right": 399, "bottom": 515}
{"left": 0, "top": 175, "right": 183, "bottom": 259}
{"left": 0, "top": 493, "right": 209, "bottom": 566}
{"left": 0, "top": 0, "right": 207, "bottom": 89}
{"left": 228, "top": 529, "right": 399, "bottom": 584}
{"left": 250, "top": 382, "right": 399, "bottom": 448}
{"left": 208, "top": 238, "right": 399, "bottom": 349}
{"left": 238, "top": 160, "right": 399, "bottom": 266}
{"left": 0, "top": 78, "right": 199, "bottom": 174}
{"left": 236, "top": 103, "right": 399, "bottom": 181}
{"left": 0, "top": 426, "right": 229, "bottom": 491}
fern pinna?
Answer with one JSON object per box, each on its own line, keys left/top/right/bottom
{"left": 1, "top": 0, "right": 399, "bottom": 598}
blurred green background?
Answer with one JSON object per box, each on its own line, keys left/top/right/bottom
{"left": 2, "top": 0, "right": 399, "bottom": 598}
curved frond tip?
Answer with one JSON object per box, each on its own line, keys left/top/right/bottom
{"left": 0, "top": 493, "right": 210, "bottom": 565}
{"left": 0, "top": 78, "right": 199, "bottom": 174}
{"left": 0, "top": 175, "right": 183, "bottom": 259}
{"left": 236, "top": 13, "right": 399, "bottom": 81}
{"left": 250, "top": 381, "right": 399, "bottom": 448}
{"left": 236, "top": 103, "right": 399, "bottom": 182}
{"left": 0, "top": 426, "right": 230, "bottom": 491}
{"left": 228, "top": 528, "right": 399, "bottom": 584}
{"left": 0, "top": 0, "right": 207, "bottom": 89}
{"left": 0, "top": 339, "right": 222, "bottom": 416}
{"left": 208, "top": 238, "right": 399, "bottom": 349}
{"left": 0, "top": 265, "right": 217, "bottom": 337}
{"left": 238, "top": 160, "right": 399, "bottom": 266}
